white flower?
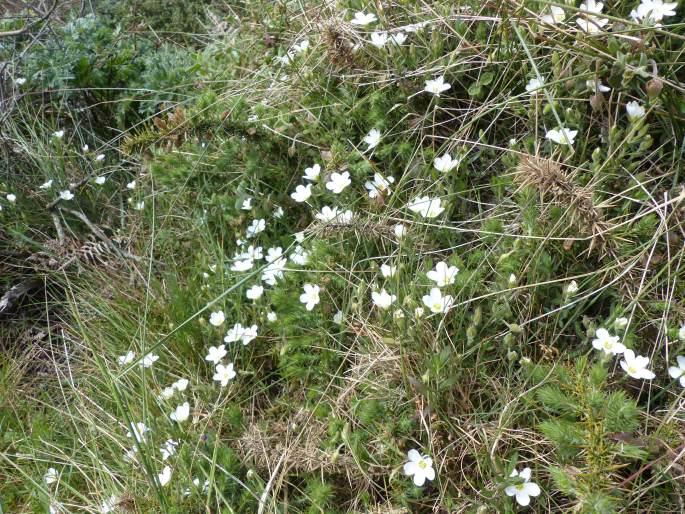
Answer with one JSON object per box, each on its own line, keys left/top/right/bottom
{"left": 626, "top": 101, "right": 646, "bottom": 121}
{"left": 525, "top": 77, "right": 545, "bottom": 95}
{"left": 231, "top": 258, "right": 254, "bottom": 272}
{"left": 293, "top": 39, "right": 309, "bottom": 53}
{"left": 291, "top": 184, "right": 312, "bottom": 202}
{"left": 161, "top": 439, "right": 178, "bottom": 461}
{"left": 303, "top": 164, "right": 321, "bottom": 181}
{"left": 173, "top": 378, "right": 189, "bottom": 391}
{"left": 134, "top": 200, "right": 145, "bottom": 210}
{"left": 262, "top": 257, "right": 287, "bottom": 285}
{"left": 118, "top": 351, "right": 135, "bottom": 366}
{"left": 213, "top": 363, "right": 236, "bottom": 386}
{"left": 246, "top": 218, "right": 266, "bottom": 238}
{"left": 290, "top": 245, "right": 310, "bottom": 265}
{"left": 576, "top": 0, "right": 609, "bottom": 32}
{"left": 44, "top": 467, "right": 59, "bottom": 485}
{"left": 246, "top": 285, "right": 264, "bottom": 300}
{"left": 586, "top": 79, "right": 610, "bottom": 93}
{"left": 333, "top": 310, "right": 344, "bottom": 324}
{"left": 315, "top": 205, "right": 340, "bottom": 222}
{"left": 39, "top": 179, "right": 53, "bottom": 190}
{"left": 241, "top": 197, "right": 252, "bottom": 210}
{"left": 614, "top": 317, "right": 629, "bottom": 330}
{"left": 274, "top": 206, "right": 284, "bottom": 218}
{"left": 59, "top": 190, "right": 74, "bottom": 201}
{"left": 632, "top": 0, "right": 677, "bottom": 23}
{"left": 505, "top": 468, "right": 541, "bottom": 507}
{"left": 545, "top": 128, "right": 578, "bottom": 146}
{"left": 224, "top": 323, "right": 259, "bottom": 345}
{"left": 267, "top": 311, "right": 278, "bottom": 322}
{"left": 95, "top": 154, "right": 105, "bottom": 161}
{"left": 100, "top": 495, "right": 118, "bottom": 513}
{"left": 161, "top": 386, "right": 175, "bottom": 399}
{"left": 403, "top": 449, "right": 435, "bottom": 487}
{"left": 205, "top": 345, "right": 227, "bottom": 366}
{"left": 295, "top": 231, "right": 306, "bottom": 243}
{"left": 591, "top": 328, "right": 625, "bottom": 355}
{"left": 566, "top": 280, "right": 579, "bottom": 294}
{"left": 414, "top": 307, "right": 425, "bottom": 318}
{"left": 266, "top": 246, "right": 283, "bottom": 263}
{"left": 433, "top": 153, "right": 459, "bottom": 173}
{"left": 668, "top": 356, "right": 685, "bottom": 387}
{"left": 141, "top": 353, "right": 159, "bottom": 368}
{"left": 407, "top": 196, "right": 445, "bottom": 218}
{"left": 422, "top": 287, "right": 454, "bottom": 314}
{"left": 424, "top": 75, "right": 451, "bottom": 96}
{"left": 300, "top": 284, "right": 320, "bottom": 311}
{"left": 364, "top": 172, "right": 394, "bottom": 198}
{"left": 541, "top": 5, "right": 565, "bottom": 24}
{"left": 394, "top": 224, "right": 407, "bottom": 239}
{"left": 371, "top": 289, "right": 396, "bottom": 309}
{"left": 6, "top": 193, "right": 16, "bottom": 203}
{"left": 380, "top": 263, "right": 396, "bottom": 278}
{"left": 82, "top": 144, "right": 89, "bottom": 152}
{"left": 351, "top": 11, "right": 377, "bottom": 25}
{"left": 326, "top": 171, "right": 351, "bottom": 194}
{"left": 370, "top": 31, "right": 388, "bottom": 48}
{"left": 209, "top": 310, "right": 225, "bottom": 326}
{"left": 158, "top": 465, "right": 172, "bottom": 487}
{"left": 508, "top": 274, "right": 518, "bottom": 286}
{"left": 126, "top": 180, "right": 136, "bottom": 190}
{"left": 15, "top": 77, "right": 26, "bottom": 85}
{"left": 170, "top": 401, "right": 190, "bottom": 423}
{"left": 390, "top": 32, "right": 407, "bottom": 45}
{"left": 126, "top": 421, "right": 150, "bottom": 443}
{"left": 679, "top": 325, "right": 685, "bottom": 341}
{"left": 620, "top": 349, "right": 656, "bottom": 379}
{"left": 94, "top": 176, "right": 106, "bottom": 185}
{"left": 363, "top": 128, "right": 381, "bottom": 149}
{"left": 52, "top": 130, "right": 64, "bottom": 139}
{"left": 427, "top": 261, "right": 459, "bottom": 288}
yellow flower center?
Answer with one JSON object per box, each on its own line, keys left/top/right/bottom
{"left": 515, "top": 484, "right": 525, "bottom": 491}
{"left": 418, "top": 460, "right": 427, "bottom": 469}
{"left": 603, "top": 340, "right": 612, "bottom": 349}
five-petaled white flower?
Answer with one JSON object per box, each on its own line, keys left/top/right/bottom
{"left": 290, "top": 245, "right": 309, "bottom": 265}
{"left": 350, "top": 11, "right": 377, "bottom": 25}
{"left": 173, "top": 378, "right": 189, "bottom": 391}
{"left": 586, "top": 79, "right": 610, "bottom": 93}
{"left": 15, "top": 77, "right": 26, "bottom": 85}
{"left": 370, "top": 32, "right": 388, "bottom": 48}
{"left": 380, "top": 263, "right": 396, "bottom": 278}
{"left": 158, "top": 465, "right": 172, "bottom": 487}
{"left": 231, "top": 259, "right": 253, "bottom": 272}
{"left": 267, "top": 311, "right": 278, "bottom": 322}
{"left": 365, "top": 172, "right": 394, "bottom": 198}
{"left": 127, "top": 421, "right": 150, "bottom": 443}
{"left": 59, "top": 190, "right": 74, "bottom": 201}
{"left": 303, "top": 164, "right": 321, "bottom": 181}
{"left": 100, "top": 495, "right": 118, "bottom": 513}
{"left": 614, "top": 317, "right": 629, "bottom": 329}
{"left": 525, "top": 77, "right": 545, "bottom": 95}
{"left": 241, "top": 197, "right": 252, "bottom": 210}
{"left": 126, "top": 180, "right": 136, "bottom": 190}
{"left": 266, "top": 246, "right": 283, "bottom": 263}
{"left": 44, "top": 467, "right": 59, "bottom": 485}
{"left": 566, "top": 280, "right": 579, "bottom": 294}
{"left": 371, "top": 288, "right": 396, "bottom": 309}
{"left": 141, "top": 353, "right": 159, "bottom": 368}
{"left": 6, "top": 193, "right": 16, "bottom": 203}
{"left": 668, "top": 356, "right": 685, "bottom": 387}
{"left": 170, "top": 401, "right": 190, "bottom": 423}
{"left": 213, "top": 363, "right": 236, "bottom": 386}
{"left": 394, "top": 224, "right": 407, "bottom": 239}
{"left": 161, "top": 439, "right": 178, "bottom": 461}
{"left": 545, "top": 128, "right": 578, "bottom": 146}
{"left": 424, "top": 76, "right": 451, "bottom": 96}
{"left": 333, "top": 310, "right": 344, "bottom": 324}
{"left": 246, "top": 285, "right": 264, "bottom": 300}
{"left": 631, "top": 0, "right": 677, "bottom": 23}
{"left": 403, "top": 449, "right": 435, "bottom": 487}
{"left": 626, "top": 101, "right": 646, "bottom": 121}
{"left": 505, "top": 467, "right": 541, "bottom": 506}
{"left": 591, "top": 328, "right": 625, "bottom": 355}
{"left": 39, "top": 180, "right": 53, "bottom": 190}
{"left": 427, "top": 261, "right": 459, "bottom": 288}
{"left": 407, "top": 196, "right": 445, "bottom": 218}
{"left": 434, "top": 153, "right": 459, "bottom": 173}
{"left": 576, "top": 0, "right": 609, "bottom": 32}
{"left": 118, "top": 351, "right": 135, "bottom": 366}
{"left": 391, "top": 32, "right": 407, "bottom": 45}
{"left": 209, "top": 310, "right": 225, "bottom": 326}
{"left": 300, "top": 284, "right": 321, "bottom": 310}
{"left": 291, "top": 184, "right": 312, "bottom": 203}
{"left": 246, "top": 218, "right": 266, "bottom": 238}
{"left": 326, "top": 171, "right": 351, "bottom": 194}
{"left": 541, "top": 5, "right": 565, "bottom": 24}
{"left": 363, "top": 129, "right": 381, "bottom": 149}
{"left": 422, "top": 287, "right": 454, "bottom": 314}
{"left": 52, "top": 130, "right": 64, "bottom": 139}
{"left": 224, "top": 323, "right": 259, "bottom": 345}
{"left": 620, "top": 349, "right": 656, "bottom": 379}
{"left": 205, "top": 344, "right": 227, "bottom": 364}
{"left": 94, "top": 176, "right": 106, "bottom": 185}
{"left": 95, "top": 154, "right": 105, "bottom": 162}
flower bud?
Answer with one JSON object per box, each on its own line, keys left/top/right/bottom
{"left": 589, "top": 93, "right": 603, "bottom": 112}
{"left": 646, "top": 78, "right": 663, "bottom": 99}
